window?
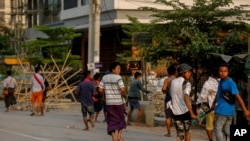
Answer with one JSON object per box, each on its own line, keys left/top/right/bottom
{"left": 0, "top": 1, "right": 4, "bottom": 9}
{"left": 81, "top": 0, "right": 88, "bottom": 5}
{"left": 0, "top": 12, "right": 4, "bottom": 23}
{"left": 64, "top": 0, "right": 77, "bottom": 10}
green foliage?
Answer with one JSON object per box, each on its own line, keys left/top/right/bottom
{"left": 0, "top": 25, "right": 15, "bottom": 55}
{"left": 123, "top": 0, "right": 250, "bottom": 68}
{"left": 21, "top": 26, "right": 81, "bottom": 67}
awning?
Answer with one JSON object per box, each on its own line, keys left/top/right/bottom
{"left": 211, "top": 53, "right": 250, "bottom": 63}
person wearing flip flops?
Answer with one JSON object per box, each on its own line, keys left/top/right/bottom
{"left": 162, "top": 65, "right": 177, "bottom": 137}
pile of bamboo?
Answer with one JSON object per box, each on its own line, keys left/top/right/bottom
{"left": 13, "top": 51, "right": 81, "bottom": 111}
{"left": 148, "top": 91, "right": 165, "bottom": 117}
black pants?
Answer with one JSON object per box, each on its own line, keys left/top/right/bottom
{"left": 4, "top": 88, "right": 16, "bottom": 108}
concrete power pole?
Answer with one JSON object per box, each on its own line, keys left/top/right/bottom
{"left": 88, "top": 0, "right": 101, "bottom": 73}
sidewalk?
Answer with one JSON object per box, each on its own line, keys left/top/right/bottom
{"left": 0, "top": 101, "right": 208, "bottom": 141}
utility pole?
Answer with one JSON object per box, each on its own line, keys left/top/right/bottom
{"left": 88, "top": 0, "right": 101, "bottom": 74}
{"left": 248, "top": 37, "right": 250, "bottom": 111}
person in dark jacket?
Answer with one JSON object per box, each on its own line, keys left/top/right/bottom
{"left": 126, "top": 72, "right": 151, "bottom": 126}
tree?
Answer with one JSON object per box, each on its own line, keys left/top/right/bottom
{"left": 21, "top": 26, "right": 81, "bottom": 68}
{"left": 122, "top": 0, "right": 250, "bottom": 101}
{"left": 0, "top": 18, "right": 15, "bottom": 56}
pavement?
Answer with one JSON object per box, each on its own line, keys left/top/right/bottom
{"left": 0, "top": 101, "right": 208, "bottom": 141}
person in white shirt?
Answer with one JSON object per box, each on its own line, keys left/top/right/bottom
{"left": 3, "top": 70, "right": 17, "bottom": 112}
{"left": 170, "top": 63, "right": 197, "bottom": 141}
{"left": 197, "top": 70, "right": 219, "bottom": 141}
{"left": 30, "top": 67, "right": 45, "bottom": 116}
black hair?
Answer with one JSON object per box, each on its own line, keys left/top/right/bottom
{"left": 167, "top": 65, "right": 176, "bottom": 75}
{"left": 6, "top": 70, "right": 12, "bottom": 76}
{"left": 94, "top": 73, "right": 101, "bottom": 80}
{"left": 134, "top": 72, "right": 141, "bottom": 79}
{"left": 219, "top": 63, "right": 230, "bottom": 70}
{"left": 109, "top": 62, "right": 121, "bottom": 72}
{"left": 83, "top": 70, "right": 91, "bottom": 79}
{"left": 210, "top": 69, "right": 219, "bottom": 78}
{"left": 35, "top": 67, "right": 41, "bottom": 73}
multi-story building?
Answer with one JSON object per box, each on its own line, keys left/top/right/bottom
{"left": 60, "top": 0, "right": 171, "bottom": 71}
{"left": 59, "top": 0, "right": 250, "bottom": 72}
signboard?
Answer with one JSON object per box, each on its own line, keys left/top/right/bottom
{"left": 87, "top": 63, "right": 95, "bottom": 70}
{"left": 94, "top": 62, "right": 103, "bottom": 69}
{"left": 128, "top": 61, "right": 141, "bottom": 70}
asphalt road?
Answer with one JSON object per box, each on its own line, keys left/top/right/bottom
{"left": 0, "top": 101, "right": 207, "bottom": 141}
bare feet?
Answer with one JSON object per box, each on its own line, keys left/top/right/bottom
{"left": 135, "top": 122, "right": 140, "bottom": 127}
{"left": 126, "top": 122, "right": 131, "bottom": 126}
{"left": 82, "top": 128, "right": 89, "bottom": 131}
{"left": 90, "top": 119, "right": 95, "bottom": 128}
{"left": 164, "top": 133, "right": 171, "bottom": 137}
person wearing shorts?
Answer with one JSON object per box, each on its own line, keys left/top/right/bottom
{"left": 76, "top": 70, "right": 95, "bottom": 131}
{"left": 126, "top": 72, "right": 151, "bottom": 126}
{"left": 170, "top": 63, "right": 197, "bottom": 141}
{"left": 197, "top": 70, "right": 219, "bottom": 141}
{"left": 162, "top": 65, "right": 177, "bottom": 137}
{"left": 30, "top": 67, "right": 45, "bottom": 116}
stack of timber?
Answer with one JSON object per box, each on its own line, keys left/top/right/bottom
{"left": 13, "top": 51, "right": 82, "bottom": 111}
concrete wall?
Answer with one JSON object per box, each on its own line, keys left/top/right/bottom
{"left": 60, "top": 0, "right": 250, "bottom": 30}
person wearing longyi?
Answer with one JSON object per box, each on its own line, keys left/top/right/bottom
{"left": 3, "top": 70, "right": 17, "bottom": 112}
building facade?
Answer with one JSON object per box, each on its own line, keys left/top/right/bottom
{"left": 59, "top": 0, "right": 250, "bottom": 72}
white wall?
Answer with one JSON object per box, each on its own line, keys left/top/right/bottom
{"left": 60, "top": 0, "right": 250, "bottom": 28}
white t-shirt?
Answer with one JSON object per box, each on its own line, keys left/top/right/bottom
{"left": 156, "top": 76, "right": 168, "bottom": 92}
{"left": 170, "top": 77, "right": 191, "bottom": 115}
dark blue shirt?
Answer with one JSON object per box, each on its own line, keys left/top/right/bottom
{"left": 76, "top": 80, "right": 96, "bottom": 107}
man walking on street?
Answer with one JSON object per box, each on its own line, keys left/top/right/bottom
{"left": 75, "top": 70, "right": 95, "bottom": 131}
{"left": 212, "top": 63, "right": 250, "bottom": 141}
{"left": 99, "top": 62, "right": 127, "bottom": 141}
{"left": 162, "top": 65, "right": 177, "bottom": 137}
{"left": 170, "top": 63, "right": 197, "bottom": 141}
{"left": 30, "top": 67, "right": 45, "bottom": 116}
{"left": 197, "top": 70, "right": 219, "bottom": 141}
{"left": 3, "top": 70, "right": 17, "bottom": 112}
{"left": 126, "top": 72, "right": 151, "bottom": 126}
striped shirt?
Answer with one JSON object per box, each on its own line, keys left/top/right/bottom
{"left": 99, "top": 73, "right": 125, "bottom": 105}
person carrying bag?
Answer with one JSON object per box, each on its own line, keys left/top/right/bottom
{"left": 3, "top": 70, "right": 17, "bottom": 112}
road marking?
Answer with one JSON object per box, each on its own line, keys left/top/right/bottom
{"left": 0, "top": 128, "right": 51, "bottom": 141}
